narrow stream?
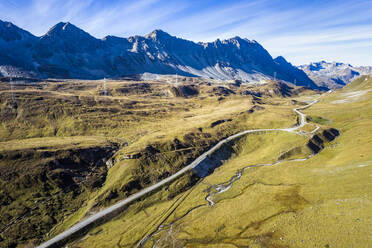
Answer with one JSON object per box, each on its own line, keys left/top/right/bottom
{"left": 139, "top": 142, "right": 316, "bottom": 248}
{"left": 40, "top": 98, "right": 324, "bottom": 248}
{"left": 137, "top": 100, "right": 323, "bottom": 248}
{"left": 204, "top": 155, "right": 314, "bottom": 206}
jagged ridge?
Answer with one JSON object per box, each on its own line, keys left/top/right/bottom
{"left": 299, "top": 61, "right": 372, "bottom": 89}
{"left": 0, "top": 20, "right": 318, "bottom": 88}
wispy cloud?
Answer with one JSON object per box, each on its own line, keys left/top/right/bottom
{"left": 0, "top": 0, "right": 371, "bottom": 65}
{"left": 80, "top": 0, "right": 189, "bottom": 37}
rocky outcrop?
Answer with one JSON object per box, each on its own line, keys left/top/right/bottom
{"left": 247, "top": 105, "right": 265, "bottom": 113}
{"left": 171, "top": 85, "right": 199, "bottom": 97}
{"left": 307, "top": 128, "right": 340, "bottom": 154}
{"left": 211, "top": 86, "right": 236, "bottom": 96}
{"left": 210, "top": 119, "right": 232, "bottom": 128}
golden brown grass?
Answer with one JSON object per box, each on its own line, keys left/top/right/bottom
{"left": 72, "top": 76, "right": 372, "bottom": 248}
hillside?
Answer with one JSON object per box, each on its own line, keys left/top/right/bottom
{"left": 0, "top": 20, "right": 318, "bottom": 88}
{"left": 0, "top": 77, "right": 316, "bottom": 247}
{"left": 63, "top": 75, "right": 372, "bottom": 248}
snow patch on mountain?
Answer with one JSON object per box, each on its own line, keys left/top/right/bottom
{"left": 299, "top": 61, "right": 372, "bottom": 89}
{"left": 0, "top": 20, "right": 318, "bottom": 88}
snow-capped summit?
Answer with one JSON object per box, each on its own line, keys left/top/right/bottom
{"left": 299, "top": 61, "right": 372, "bottom": 89}
{"left": 0, "top": 20, "right": 318, "bottom": 88}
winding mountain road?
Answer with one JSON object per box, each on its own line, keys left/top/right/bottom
{"left": 37, "top": 100, "right": 318, "bottom": 248}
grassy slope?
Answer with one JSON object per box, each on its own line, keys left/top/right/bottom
{"left": 70, "top": 132, "right": 311, "bottom": 248}
{"left": 0, "top": 136, "right": 111, "bottom": 152}
{"left": 73, "top": 76, "right": 372, "bottom": 248}
{"left": 0, "top": 79, "right": 307, "bottom": 247}
{"left": 46, "top": 82, "right": 299, "bottom": 238}
{"left": 51, "top": 92, "right": 300, "bottom": 240}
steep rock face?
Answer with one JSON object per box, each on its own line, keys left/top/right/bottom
{"left": 0, "top": 20, "right": 318, "bottom": 88}
{"left": 0, "top": 20, "right": 36, "bottom": 43}
{"left": 306, "top": 128, "right": 340, "bottom": 153}
{"left": 0, "top": 20, "right": 38, "bottom": 76}
{"left": 33, "top": 22, "right": 107, "bottom": 78}
{"left": 299, "top": 61, "right": 372, "bottom": 89}
{"left": 273, "top": 56, "right": 315, "bottom": 88}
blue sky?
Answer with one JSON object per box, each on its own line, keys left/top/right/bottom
{"left": 1, "top": 0, "right": 372, "bottom": 66}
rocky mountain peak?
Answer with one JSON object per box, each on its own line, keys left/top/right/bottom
{"left": 274, "top": 56, "right": 288, "bottom": 64}
{"left": 0, "top": 20, "right": 317, "bottom": 88}
{"left": 0, "top": 20, "right": 13, "bottom": 28}
{"left": 146, "top": 29, "right": 172, "bottom": 40}
{"left": 43, "top": 22, "right": 94, "bottom": 40}
{"left": 0, "top": 19, "right": 36, "bottom": 42}
{"left": 39, "top": 21, "right": 100, "bottom": 54}
{"left": 299, "top": 61, "right": 372, "bottom": 89}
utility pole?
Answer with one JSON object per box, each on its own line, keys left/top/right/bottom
{"left": 175, "top": 73, "right": 178, "bottom": 84}
{"left": 10, "top": 77, "right": 15, "bottom": 102}
{"left": 103, "top": 78, "right": 107, "bottom": 96}
{"left": 274, "top": 72, "right": 277, "bottom": 81}
{"left": 9, "top": 76, "right": 17, "bottom": 108}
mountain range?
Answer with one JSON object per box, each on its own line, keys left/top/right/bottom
{"left": 298, "top": 61, "right": 372, "bottom": 89}
{"left": 0, "top": 20, "right": 319, "bottom": 89}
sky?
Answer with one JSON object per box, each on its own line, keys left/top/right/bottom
{"left": 1, "top": 0, "right": 372, "bottom": 66}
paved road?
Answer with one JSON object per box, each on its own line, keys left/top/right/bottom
{"left": 37, "top": 101, "right": 317, "bottom": 248}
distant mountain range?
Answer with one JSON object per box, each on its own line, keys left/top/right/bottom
{"left": 298, "top": 61, "right": 372, "bottom": 89}
{"left": 0, "top": 20, "right": 320, "bottom": 88}
{"left": 2, "top": 20, "right": 371, "bottom": 90}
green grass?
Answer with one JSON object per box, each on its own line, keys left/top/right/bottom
{"left": 306, "top": 115, "right": 331, "bottom": 125}
{"left": 69, "top": 131, "right": 311, "bottom": 248}
{"left": 0, "top": 136, "right": 112, "bottom": 152}
{"left": 0, "top": 79, "right": 318, "bottom": 247}
{"left": 72, "top": 76, "right": 372, "bottom": 248}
